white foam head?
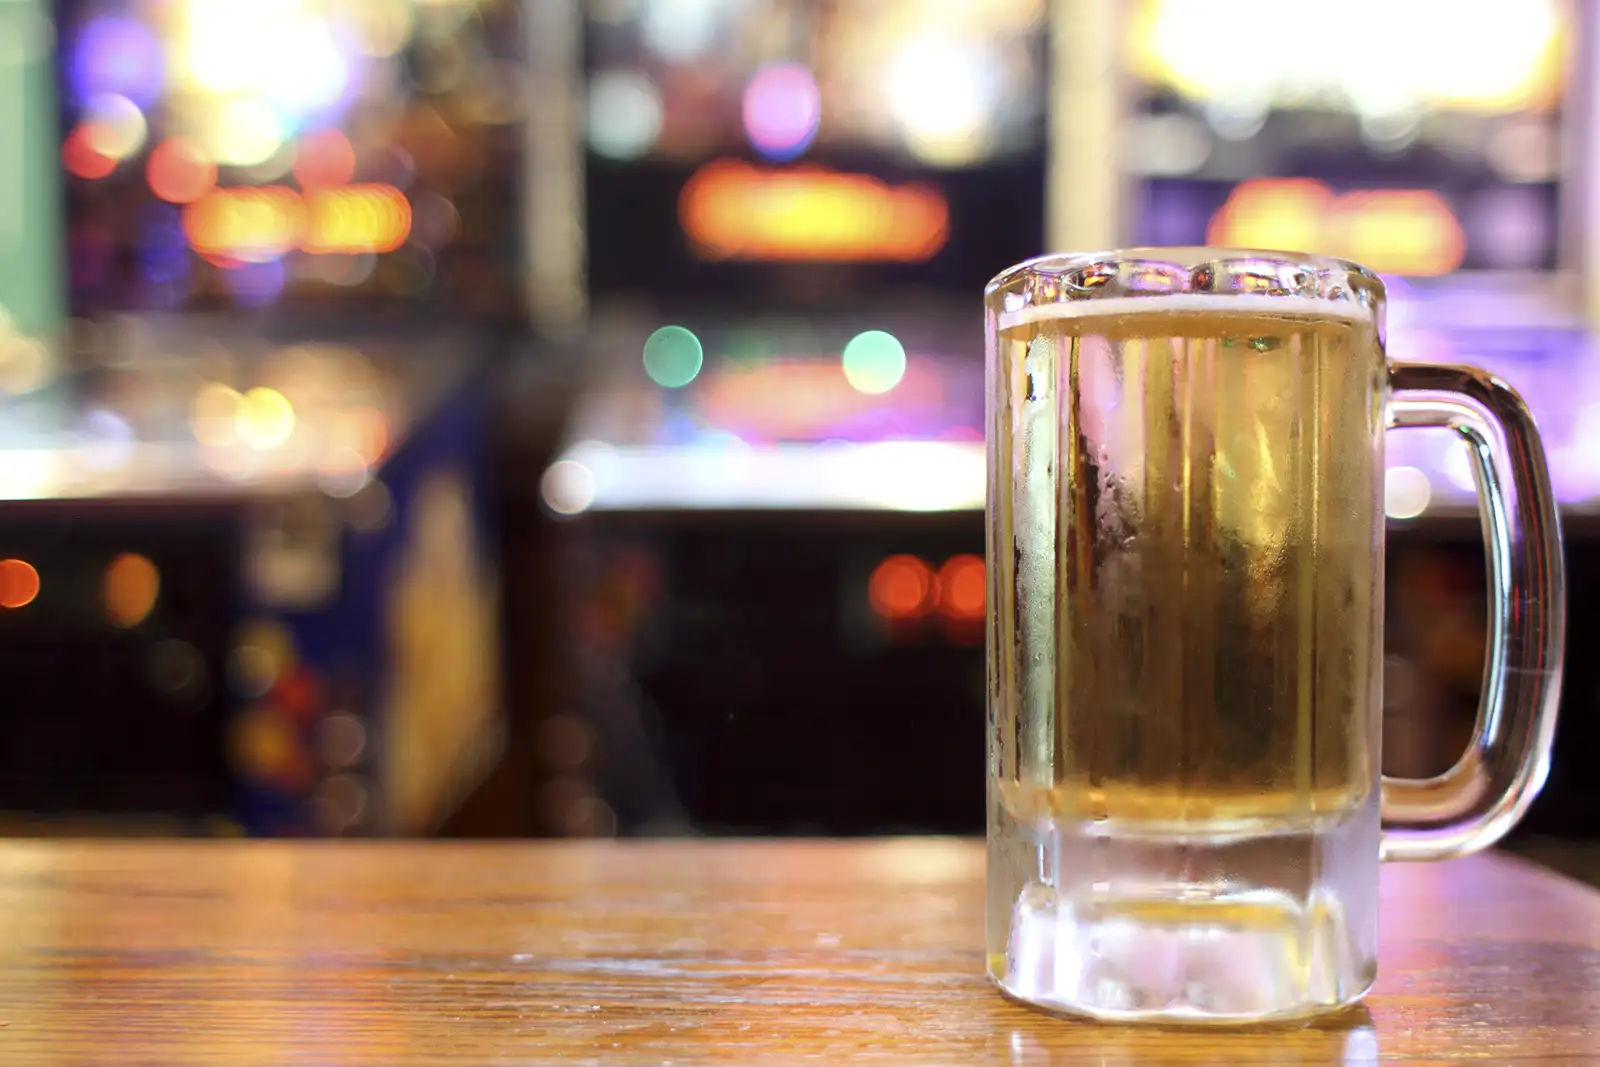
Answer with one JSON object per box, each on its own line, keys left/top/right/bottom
{"left": 996, "top": 293, "right": 1376, "bottom": 333}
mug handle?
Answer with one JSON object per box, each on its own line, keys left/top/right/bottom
{"left": 1381, "top": 363, "right": 1566, "bottom": 861}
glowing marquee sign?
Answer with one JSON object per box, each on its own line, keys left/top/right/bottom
{"left": 182, "top": 184, "right": 413, "bottom": 262}
{"left": 678, "top": 159, "right": 949, "bottom": 263}
{"left": 1207, "top": 178, "right": 1467, "bottom": 277}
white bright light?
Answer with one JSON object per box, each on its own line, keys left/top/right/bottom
{"left": 587, "top": 70, "right": 663, "bottom": 160}
{"left": 886, "top": 38, "right": 997, "bottom": 166}
{"left": 1142, "top": 0, "right": 1562, "bottom": 115}
{"left": 541, "top": 459, "right": 596, "bottom": 516}
{"left": 204, "top": 98, "right": 286, "bottom": 167}
{"left": 1385, "top": 465, "right": 1433, "bottom": 520}
{"left": 642, "top": 0, "right": 720, "bottom": 61}
{"left": 267, "top": 22, "right": 348, "bottom": 117}
{"left": 183, "top": 0, "right": 350, "bottom": 118}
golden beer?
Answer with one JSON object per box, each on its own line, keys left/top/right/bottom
{"left": 991, "top": 303, "right": 1384, "bottom": 836}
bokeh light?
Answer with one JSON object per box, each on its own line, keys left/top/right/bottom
{"left": 887, "top": 39, "right": 996, "bottom": 166}
{"left": 204, "top": 98, "right": 286, "bottom": 167}
{"left": 742, "top": 62, "right": 821, "bottom": 162}
{"left": 83, "top": 94, "right": 148, "bottom": 161}
{"left": 223, "top": 258, "right": 288, "bottom": 308}
{"left": 71, "top": 16, "right": 164, "bottom": 107}
{"left": 265, "top": 21, "right": 349, "bottom": 120}
{"left": 191, "top": 382, "right": 243, "bottom": 447}
{"left": 541, "top": 459, "right": 597, "bottom": 516}
{"left": 587, "top": 70, "right": 664, "bottom": 161}
{"left": 842, "top": 330, "right": 907, "bottom": 395}
{"left": 643, "top": 326, "right": 704, "bottom": 389}
{"left": 642, "top": 0, "right": 720, "bottom": 60}
{"left": 1385, "top": 466, "right": 1433, "bottom": 520}
{"left": 350, "top": 0, "right": 416, "bottom": 57}
{"left": 0, "top": 559, "right": 41, "bottom": 610}
{"left": 238, "top": 387, "right": 297, "bottom": 449}
{"left": 147, "top": 137, "right": 218, "bottom": 204}
{"left": 938, "top": 555, "right": 986, "bottom": 622}
{"left": 868, "top": 555, "right": 935, "bottom": 620}
{"left": 63, "top": 125, "right": 117, "bottom": 180}
{"left": 294, "top": 129, "right": 358, "bottom": 188}
{"left": 104, "top": 553, "right": 161, "bottom": 628}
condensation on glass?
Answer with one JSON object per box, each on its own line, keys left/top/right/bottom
{"left": 984, "top": 249, "right": 1565, "bottom": 1023}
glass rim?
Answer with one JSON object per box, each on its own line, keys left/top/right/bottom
{"left": 985, "top": 246, "right": 1384, "bottom": 301}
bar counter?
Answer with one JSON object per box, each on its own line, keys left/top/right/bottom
{"left": 0, "top": 839, "right": 1596, "bottom": 1063}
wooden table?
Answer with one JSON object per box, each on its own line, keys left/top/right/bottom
{"left": 0, "top": 840, "right": 1596, "bottom": 1064}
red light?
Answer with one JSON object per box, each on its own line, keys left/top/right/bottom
{"left": 294, "top": 129, "right": 357, "bottom": 189}
{"left": 0, "top": 559, "right": 41, "bottom": 609}
{"left": 147, "top": 137, "right": 217, "bottom": 204}
{"left": 63, "top": 125, "right": 117, "bottom": 180}
{"left": 868, "top": 555, "right": 936, "bottom": 620}
{"left": 938, "top": 555, "right": 985, "bottom": 621}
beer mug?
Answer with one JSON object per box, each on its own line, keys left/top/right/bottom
{"left": 984, "top": 249, "right": 1565, "bottom": 1023}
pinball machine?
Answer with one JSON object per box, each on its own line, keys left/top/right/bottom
{"left": 533, "top": 0, "right": 1050, "bottom": 836}
{"left": 0, "top": 0, "right": 524, "bottom": 836}
{"left": 1103, "top": 0, "right": 1600, "bottom": 835}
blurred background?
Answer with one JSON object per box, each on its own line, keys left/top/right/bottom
{"left": 0, "top": 0, "right": 1596, "bottom": 871}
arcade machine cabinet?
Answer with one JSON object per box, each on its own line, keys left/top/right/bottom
{"left": 1115, "top": 0, "right": 1600, "bottom": 837}
{"left": 535, "top": 0, "right": 1052, "bottom": 836}
{"left": 0, "top": 0, "right": 518, "bottom": 836}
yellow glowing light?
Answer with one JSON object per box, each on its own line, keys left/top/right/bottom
{"left": 302, "top": 185, "right": 413, "bottom": 254}
{"left": 104, "top": 553, "right": 161, "bottom": 628}
{"left": 184, "top": 185, "right": 412, "bottom": 261}
{"left": 1205, "top": 178, "right": 1332, "bottom": 255}
{"left": 1205, "top": 179, "right": 1466, "bottom": 277}
{"left": 184, "top": 187, "right": 305, "bottom": 262}
{"left": 191, "top": 382, "right": 243, "bottom": 447}
{"left": 679, "top": 160, "right": 948, "bottom": 263}
{"left": 1131, "top": 0, "right": 1566, "bottom": 115}
{"left": 1332, "top": 190, "right": 1466, "bottom": 278}
{"left": 238, "top": 387, "right": 296, "bottom": 449}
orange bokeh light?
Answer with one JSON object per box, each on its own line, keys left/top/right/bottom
{"left": 1207, "top": 178, "right": 1467, "bottom": 277}
{"left": 183, "top": 184, "right": 411, "bottom": 261}
{"left": 63, "top": 124, "right": 117, "bottom": 180}
{"left": 0, "top": 559, "right": 41, "bottom": 609}
{"left": 938, "top": 555, "right": 986, "bottom": 621}
{"left": 868, "top": 555, "right": 937, "bottom": 620}
{"left": 679, "top": 159, "right": 949, "bottom": 263}
{"left": 147, "top": 137, "right": 218, "bottom": 204}
{"left": 104, "top": 553, "right": 161, "bottom": 628}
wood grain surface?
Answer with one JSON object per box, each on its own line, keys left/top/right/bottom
{"left": 0, "top": 839, "right": 1596, "bottom": 1064}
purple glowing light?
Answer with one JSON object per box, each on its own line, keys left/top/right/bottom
{"left": 742, "top": 62, "right": 821, "bottom": 162}
{"left": 223, "top": 258, "right": 288, "bottom": 308}
{"left": 71, "top": 17, "right": 164, "bottom": 109}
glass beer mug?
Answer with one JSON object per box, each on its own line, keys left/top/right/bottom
{"left": 984, "top": 249, "right": 1565, "bottom": 1023}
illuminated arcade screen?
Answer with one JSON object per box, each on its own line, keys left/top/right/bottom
{"left": 582, "top": 0, "right": 1049, "bottom": 305}
{"left": 1124, "top": 0, "right": 1574, "bottom": 276}
{"left": 56, "top": 0, "right": 525, "bottom": 320}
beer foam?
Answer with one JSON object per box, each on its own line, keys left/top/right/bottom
{"left": 996, "top": 294, "right": 1374, "bottom": 333}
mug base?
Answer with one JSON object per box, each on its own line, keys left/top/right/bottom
{"left": 988, "top": 802, "right": 1380, "bottom": 1024}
